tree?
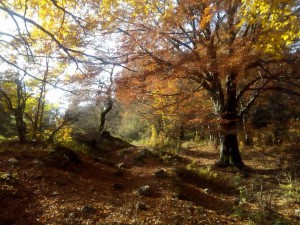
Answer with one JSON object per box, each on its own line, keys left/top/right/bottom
{"left": 67, "top": 65, "right": 117, "bottom": 141}
{"left": 0, "top": 0, "right": 124, "bottom": 143}
{"left": 104, "top": 0, "right": 300, "bottom": 168}
{"left": 0, "top": 71, "right": 30, "bottom": 142}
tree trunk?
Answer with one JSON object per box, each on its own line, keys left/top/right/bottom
{"left": 216, "top": 72, "right": 245, "bottom": 168}
{"left": 15, "top": 79, "right": 27, "bottom": 143}
{"left": 99, "top": 99, "right": 113, "bottom": 137}
{"left": 217, "top": 132, "right": 244, "bottom": 168}
{"left": 15, "top": 111, "right": 27, "bottom": 143}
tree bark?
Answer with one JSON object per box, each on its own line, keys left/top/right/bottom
{"left": 216, "top": 73, "right": 245, "bottom": 168}
{"left": 217, "top": 132, "right": 244, "bottom": 168}
{"left": 98, "top": 98, "right": 113, "bottom": 137}
{"left": 15, "top": 112, "right": 27, "bottom": 143}
{"left": 15, "top": 79, "right": 27, "bottom": 143}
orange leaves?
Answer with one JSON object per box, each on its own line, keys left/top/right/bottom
{"left": 199, "top": 6, "right": 213, "bottom": 29}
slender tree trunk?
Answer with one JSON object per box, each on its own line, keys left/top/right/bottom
{"left": 179, "top": 125, "right": 185, "bottom": 140}
{"left": 98, "top": 99, "right": 113, "bottom": 137}
{"left": 16, "top": 79, "right": 27, "bottom": 143}
{"left": 98, "top": 67, "right": 114, "bottom": 139}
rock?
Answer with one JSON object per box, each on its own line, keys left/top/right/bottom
{"left": 154, "top": 168, "right": 168, "bottom": 177}
{"left": 112, "top": 183, "right": 123, "bottom": 190}
{"left": 68, "top": 212, "right": 78, "bottom": 218}
{"left": 52, "top": 191, "right": 59, "bottom": 196}
{"left": 50, "top": 146, "right": 81, "bottom": 163}
{"left": 135, "top": 201, "right": 147, "bottom": 210}
{"left": 117, "top": 163, "right": 127, "bottom": 169}
{"left": 81, "top": 205, "right": 95, "bottom": 214}
{"left": 47, "top": 146, "right": 82, "bottom": 170}
{"left": 204, "top": 188, "right": 211, "bottom": 194}
{"left": 8, "top": 157, "right": 19, "bottom": 164}
{"left": 138, "top": 185, "right": 153, "bottom": 197}
{"left": 140, "top": 148, "right": 152, "bottom": 157}
{"left": 31, "top": 159, "right": 43, "bottom": 166}
{"left": 134, "top": 148, "right": 155, "bottom": 162}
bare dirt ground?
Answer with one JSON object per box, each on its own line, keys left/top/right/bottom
{"left": 0, "top": 141, "right": 299, "bottom": 225}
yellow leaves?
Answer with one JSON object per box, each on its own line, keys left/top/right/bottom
{"left": 7, "top": 0, "right": 94, "bottom": 53}
{"left": 240, "top": 0, "right": 300, "bottom": 56}
{"left": 56, "top": 126, "right": 73, "bottom": 143}
{"left": 101, "top": 0, "right": 166, "bottom": 27}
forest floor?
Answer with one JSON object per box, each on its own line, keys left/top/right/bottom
{"left": 0, "top": 139, "right": 299, "bottom": 225}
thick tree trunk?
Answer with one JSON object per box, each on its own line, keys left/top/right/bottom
{"left": 217, "top": 132, "right": 244, "bottom": 168}
{"left": 216, "top": 72, "right": 245, "bottom": 168}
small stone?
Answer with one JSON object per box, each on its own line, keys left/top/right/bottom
{"left": 138, "top": 185, "right": 153, "bottom": 197}
{"left": 68, "top": 212, "right": 78, "bottom": 218}
{"left": 8, "top": 157, "right": 19, "bottom": 164}
{"left": 32, "top": 159, "right": 43, "bottom": 166}
{"left": 81, "top": 205, "right": 95, "bottom": 214}
{"left": 154, "top": 168, "right": 168, "bottom": 177}
{"left": 135, "top": 202, "right": 147, "bottom": 210}
{"left": 204, "top": 188, "right": 211, "bottom": 194}
{"left": 117, "top": 163, "right": 127, "bottom": 169}
{"left": 52, "top": 191, "right": 59, "bottom": 196}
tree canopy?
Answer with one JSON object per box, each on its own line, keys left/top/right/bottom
{"left": 0, "top": 0, "right": 299, "bottom": 167}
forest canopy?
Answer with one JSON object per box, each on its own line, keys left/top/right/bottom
{"left": 0, "top": 0, "right": 299, "bottom": 168}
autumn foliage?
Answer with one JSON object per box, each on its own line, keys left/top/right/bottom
{"left": 0, "top": 0, "right": 299, "bottom": 167}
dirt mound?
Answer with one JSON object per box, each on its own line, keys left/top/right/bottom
{"left": 73, "top": 132, "right": 132, "bottom": 151}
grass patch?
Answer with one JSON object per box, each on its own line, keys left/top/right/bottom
{"left": 173, "top": 163, "right": 229, "bottom": 189}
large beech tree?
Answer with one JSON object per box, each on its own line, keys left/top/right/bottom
{"left": 103, "top": 0, "right": 300, "bottom": 168}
